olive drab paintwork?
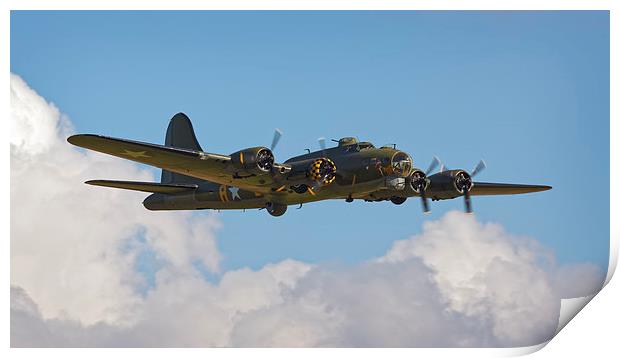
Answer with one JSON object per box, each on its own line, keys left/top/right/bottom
{"left": 67, "top": 113, "right": 551, "bottom": 217}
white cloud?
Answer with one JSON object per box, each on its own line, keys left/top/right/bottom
{"left": 10, "top": 73, "right": 221, "bottom": 326}
{"left": 380, "top": 213, "right": 559, "bottom": 346}
{"left": 10, "top": 73, "right": 605, "bottom": 347}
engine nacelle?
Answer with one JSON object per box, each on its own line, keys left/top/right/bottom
{"left": 229, "top": 147, "right": 274, "bottom": 174}
{"left": 426, "top": 170, "right": 474, "bottom": 199}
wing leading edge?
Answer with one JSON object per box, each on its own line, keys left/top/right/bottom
{"left": 470, "top": 182, "right": 551, "bottom": 196}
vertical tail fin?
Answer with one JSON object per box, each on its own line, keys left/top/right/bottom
{"left": 161, "top": 113, "right": 205, "bottom": 184}
{"left": 165, "top": 112, "right": 203, "bottom": 151}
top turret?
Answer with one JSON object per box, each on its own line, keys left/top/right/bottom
{"left": 337, "top": 137, "right": 358, "bottom": 147}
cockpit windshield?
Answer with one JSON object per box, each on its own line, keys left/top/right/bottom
{"left": 391, "top": 151, "right": 413, "bottom": 176}
{"left": 358, "top": 142, "right": 375, "bottom": 150}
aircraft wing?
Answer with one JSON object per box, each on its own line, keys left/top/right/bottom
{"left": 85, "top": 180, "right": 197, "bottom": 194}
{"left": 67, "top": 134, "right": 278, "bottom": 192}
{"left": 470, "top": 182, "right": 551, "bottom": 195}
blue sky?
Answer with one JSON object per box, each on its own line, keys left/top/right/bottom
{"left": 11, "top": 11, "right": 609, "bottom": 273}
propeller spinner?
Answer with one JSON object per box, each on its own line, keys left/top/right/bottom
{"left": 457, "top": 159, "right": 486, "bottom": 213}
{"left": 410, "top": 170, "right": 430, "bottom": 214}
{"left": 411, "top": 155, "right": 444, "bottom": 214}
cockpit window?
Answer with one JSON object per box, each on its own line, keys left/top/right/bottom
{"left": 358, "top": 142, "right": 375, "bottom": 150}
{"left": 391, "top": 152, "right": 413, "bottom": 176}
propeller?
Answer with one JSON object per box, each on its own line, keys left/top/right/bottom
{"left": 423, "top": 157, "right": 486, "bottom": 213}
{"left": 464, "top": 187, "right": 472, "bottom": 213}
{"left": 270, "top": 128, "right": 283, "bottom": 151}
{"left": 410, "top": 170, "right": 430, "bottom": 214}
{"left": 426, "top": 156, "right": 441, "bottom": 174}
{"left": 318, "top": 137, "right": 327, "bottom": 156}
{"left": 471, "top": 159, "right": 486, "bottom": 178}
{"left": 419, "top": 181, "right": 430, "bottom": 213}
{"left": 457, "top": 159, "right": 486, "bottom": 213}
{"left": 454, "top": 171, "right": 474, "bottom": 213}
{"left": 266, "top": 129, "right": 289, "bottom": 179}
{"left": 415, "top": 156, "right": 443, "bottom": 214}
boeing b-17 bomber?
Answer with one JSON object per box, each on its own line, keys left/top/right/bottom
{"left": 67, "top": 113, "right": 551, "bottom": 217}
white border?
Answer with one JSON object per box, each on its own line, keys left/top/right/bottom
{"left": 2, "top": 0, "right": 617, "bottom": 11}
{"left": 4, "top": 1, "right": 617, "bottom": 357}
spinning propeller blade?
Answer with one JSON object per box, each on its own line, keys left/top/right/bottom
{"left": 426, "top": 156, "right": 441, "bottom": 174}
{"left": 270, "top": 128, "right": 283, "bottom": 151}
{"left": 464, "top": 187, "right": 472, "bottom": 213}
{"left": 318, "top": 137, "right": 327, "bottom": 152}
{"left": 471, "top": 159, "right": 486, "bottom": 177}
{"left": 420, "top": 185, "right": 430, "bottom": 213}
{"left": 462, "top": 159, "right": 486, "bottom": 213}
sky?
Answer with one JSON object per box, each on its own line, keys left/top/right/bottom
{"left": 9, "top": 10, "right": 611, "bottom": 347}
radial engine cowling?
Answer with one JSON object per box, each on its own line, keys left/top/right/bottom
{"left": 229, "top": 147, "right": 274, "bottom": 174}
{"left": 452, "top": 170, "right": 473, "bottom": 194}
{"left": 308, "top": 158, "right": 337, "bottom": 185}
{"left": 408, "top": 169, "right": 429, "bottom": 193}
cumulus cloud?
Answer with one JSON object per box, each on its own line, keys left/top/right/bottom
{"left": 10, "top": 73, "right": 221, "bottom": 326}
{"left": 11, "top": 260, "right": 312, "bottom": 347}
{"left": 10, "top": 73, "right": 605, "bottom": 348}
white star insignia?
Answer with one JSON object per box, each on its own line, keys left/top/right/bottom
{"left": 228, "top": 186, "right": 241, "bottom": 200}
{"left": 121, "top": 150, "right": 151, "bottom": 158}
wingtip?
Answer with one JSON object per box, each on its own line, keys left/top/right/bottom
{"left": 66, "top": 134, "right": 80, "bottom": 145}
{"left": 67, "top": 134, "right": 99, "bottom": 146}
{"left": 530, "top": 185, "right": 552, "bottom": 193}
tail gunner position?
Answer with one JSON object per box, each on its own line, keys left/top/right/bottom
{"left": 67, "top": 113, "right": 551, "bottom": 217}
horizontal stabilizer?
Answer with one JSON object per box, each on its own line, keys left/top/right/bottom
{"left": 86, "top": 180, "right": 197, "bottom": 194}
